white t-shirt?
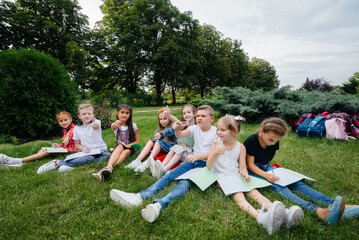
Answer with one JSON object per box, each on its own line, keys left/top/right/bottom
{"left": 188, "top": 125, "right": 217, "bottom": 155}
{"left": 73, "top": 119, "right": 107, "bottom": 151}
{"left": 212, "top": 141, "right": 241, "bottom": 176}
{"left": 112, "top": 122, "right": 138, "bottom": 135}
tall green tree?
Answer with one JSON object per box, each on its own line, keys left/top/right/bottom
{"left": 227, "top": 39, "right": 250, "bottom": 88}
{"left": 342, "top": 72, "right": 359, "bottom": 94}
{"left": 0, "top": 0, "right": 89, "bottom": 86}
{"left": 99, "top": 0, "right": 198, "bottom": 104}
{"left": 248, "top": 57, "right": 279, "bottom": 91}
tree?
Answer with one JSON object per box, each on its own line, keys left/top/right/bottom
{"left": 0, "top": 0, "right": 89, "bottom": 86}
{"left": 227, "top": 39, "right": 250, "bottom": 88}
{"left": 99, "top": 0, "right": 198, "bottom": 104}
{"left": 342, "top": 72, "right": 359, "bottom": 94}
{"left": 248, "top": 57, "right": 279, "bottom": 91}
{"left": 301, "top": 78, "right": 333, "bottom": 92}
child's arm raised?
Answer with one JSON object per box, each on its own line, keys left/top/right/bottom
{"left": 111, "top": 120, "right": 121, "bottom": 130}
{"left": 238, "top": 145, "right": 250, "bottom": 183}
{"left": 206, "top": 140, "right": 225, "bottom": 169}
{"left": 91, "top": 117, "right": 99, "bottom": 130}
{"left": 173, "top": 121, "right": 191, "bottom": 139}
{"left": 246, "top": 154, "right": 279, "bottom": 183}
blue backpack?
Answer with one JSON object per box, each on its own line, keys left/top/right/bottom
{"left": 296, "top": 115, "right": 327, "bottom": 138}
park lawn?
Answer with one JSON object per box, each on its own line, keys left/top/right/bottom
{"left": 0, "top": 107, "right": 359, "bottom": 239}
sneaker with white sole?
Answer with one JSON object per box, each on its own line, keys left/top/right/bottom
{"left": 125, "top": 159, "right": 141, "bottom": 169}
{"left": 141, "top": 202, "right": 162, "bottom": 223}
{"left": 110, "top": 189, "right": 143, "bottom": 207}
{"left": 7, "top": 163, "right": 23, "bottom": 168}
{"left": 0, "top": 154, "right": 22, "bottom": 165}
{"left": 282, "top": 206, "right": 304, "bottom": 228}
{"left": 134, "top": 161, "right": 149, "bottom": 173}
{"left": 153, "top": 160, "right": 166, "bottom": 179}
{"left": 257, "top": 201, "right": 285, "bottom": 235}
{"left": 37, "top": 160, "right": 59, "bottom": 174}
{"left": 58, "top": 165, "right": 74, "bottom": 173}
{"left": 148, "top": 156, "right": 156, "bottom": 177}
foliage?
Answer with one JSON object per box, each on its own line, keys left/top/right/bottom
{"left": 208, "top": 87, "right": 359, "bottom": 125}
{"left": 342, "top": 72, "right": 359, "bottom": 95}
{"left": 93, "top": 103, "right": 113, "bottom": 129}
{"left": 0, "top": 48, "right": 78, "bottom": 139}
{"left": 248, "top": 57, "right": 280, "bottom": 91}
{"left": 301, "top": 78, "right": 333, "bottom": 92}
{"left": 0, "top": 0, "right": 90, "bottom": 86}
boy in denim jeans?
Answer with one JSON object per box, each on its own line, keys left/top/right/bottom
{"left": 110, "top": 105, "right": 217, "bottom": 222}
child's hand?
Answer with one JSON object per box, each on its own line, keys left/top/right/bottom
{"left": 185, "top": 154, "right": 199, "bottom": 162}
{"left": 154, "top": 130, "right": 162, "bottom": 139}
{"left": 163, "top": 105, "right": 171, "bottom": 118}
{"left": 115, "top": 120, "right": 121, "bottom": 127}
{"left": 265, "top": 173, "right": 280, "bottom": 183}
{"left": 214, "top": 140, "right": 225, "bottom": 155}
{"left": 177, "top": 142, "right": 186, "bottom": 147}
{"left": 240, "top": 171, "right": 250, "bottom": 183}
{"left": 52, "top": 143, "right": 61, "bottom": 148}
{"left": 91, "top": 117, "right": 99, "bottom": 130}
{"left": 82, "top": 147, "right": 91, "bottom": 153}
{"left": 173, "top": 121, "right": 182, "bottom": 130}
{"left": 62, "top": 136, "right": 69, "bottom": 146}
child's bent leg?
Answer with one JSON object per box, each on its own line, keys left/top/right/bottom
{"left": 289, "top": 180, "right": 334, "bottom": 206}
{"left": 22, "top": 149, "right": 50, "bottom": 162}
{"left": 164, "top": 153, "right": 183, "bottom": 171}
{"left": 161, "top": 150, "right": 175, "bottom": 166}
{"left": 106, "top": 145, "right": 124, "bottom": 167}
{"left": 271, "top": 184, "right": 318, "bottom": 212}
{"left": 58, "top": 155, "right": 96, "bottom": 167}
{"left": 149, "top": 141, "right": 162, "bottom": 158}
{"left": 246, "top": 189, "right": 273, "bottom": 211}
{"left": 136, "top": 141, "right": 154, "bottom": 161}
{"left": 233, "top": 192, "right": 259, "bottom": 219}
{"left": 153, "top": 179, "right": 192, "bottom": 210}
{"left": 115, "top": 149, "right": 131, "bottom": 165}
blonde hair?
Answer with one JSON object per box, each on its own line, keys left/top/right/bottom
{"left": 56, "top": 111, "right": 72, "bottom": 122}
{"left": 196, "top": 105, "right": 214, "bottom": 116}
{"left": 78, "top": 103, "right": 94, "bottom": 113}
{"left": 157, "top": 108, "right": 174, "bottom": 144}
{"left": 216, "top": 115, "right": 241, "bottom": 138}
{"left": 260, "top": 117, "right": 287, "bottom": 137}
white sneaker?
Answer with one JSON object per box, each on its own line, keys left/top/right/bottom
{"left": 0, "top": 154, "right": 21, "bottom": 165}
{"left": 58, "top": 165, "right": 74, "bottom": 173}
{"left": 110, "top": 189, "right": 143, "bottom": 207}
{"left": 141, "top": 202, "right": 162, "bottom": 223}
{"left": 282, "top": 206, "right": 304, "bottom": 228}
{"left": 125, "top": 159, "right": 141, "bottom": 169}
{"left": 37, "top": 160, "right": 59, "bottom": 174}
{"left": 153, "top": 160, "right": 166, "bottom": 179}
{"left": 257, "top": 201, "right": 285, "bottom": 235}
{"left": 148, "top": 156, "right": 156, "bottom": 177}
{"left": 134, "top": 161, "right": 149, "bottom": 173}
{"left": 7, "top": 163, "right": 23, "bottom": 168}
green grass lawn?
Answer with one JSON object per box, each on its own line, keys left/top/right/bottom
{"left": 1, "top": 107, "right": 359, "bottom": 239}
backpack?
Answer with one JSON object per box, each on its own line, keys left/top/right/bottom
{"left": 327, "top": 113, "right": 352, "bottom": 135}
{"left": 297, "top": 115, "right": 327, "bottom": 137}
{"left": 350, "top": 117, "right": 359, "bottom": 138}
{"left": 325, "top": 118, "right": 348, "bottom": 140}
{"left": 291, "top": 113, "right": 312, "bottom": 132}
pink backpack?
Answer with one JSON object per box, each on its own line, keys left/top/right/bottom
{"left": 325, "top": 118, "right": 348, "bottom": 140}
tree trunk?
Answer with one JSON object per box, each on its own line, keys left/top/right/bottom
{"left": 154, "top": 70, "right": 162, "bottom": 105}
{"left": 171, "top": 86, "right": 176, "bottom": 104}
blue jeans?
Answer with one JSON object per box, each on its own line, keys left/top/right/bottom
{"left": 58, "top": 152, "right": 111, "bottom": 167}
{"left": 140, "top": 160, "right": 206, "bottom": 209}
{"left": 254, "top": 163, "right": 334, "bottom": 212}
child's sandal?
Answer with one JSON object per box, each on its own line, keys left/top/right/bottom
{"left": 100, "top": 166, "right": 113, "bottom": 180}
{"left": 92, "top": 172, "right": 104, "bottom": 182}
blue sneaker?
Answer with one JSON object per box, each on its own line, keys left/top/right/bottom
{"left": 326, "top": 196, "right": 345, "bottom": 225}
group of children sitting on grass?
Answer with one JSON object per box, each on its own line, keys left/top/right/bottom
{"left": 1, "top": 103, "right": 358, "bottom": 235}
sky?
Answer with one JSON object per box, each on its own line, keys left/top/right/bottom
{"left": 78, "top": 0, "right": 359, "bottom": 88}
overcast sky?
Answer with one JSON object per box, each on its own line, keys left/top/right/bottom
{"left": 78, "top": 0, "right": 359, "bottom": 88}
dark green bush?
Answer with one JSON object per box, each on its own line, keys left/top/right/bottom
{"left": 93, "top": 103, "right": 112, "bottom": 129}
{"left": 208, "top": 87, "right": 359, "bottom": 125}
{"left": 0, "top": 48, "right": 78, "bottom": 139}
